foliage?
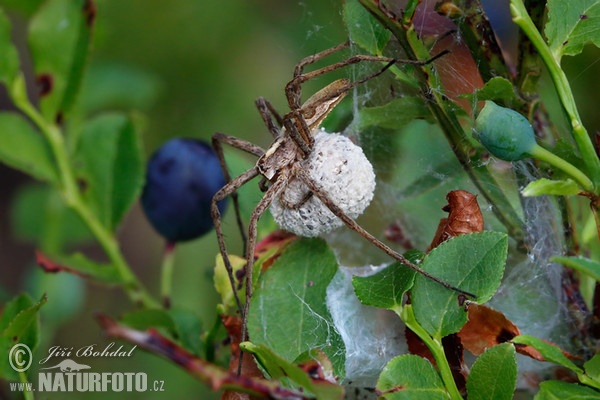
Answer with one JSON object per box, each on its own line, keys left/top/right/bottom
{"left": 0, "top": 0, "right": 600, "bottom": 399}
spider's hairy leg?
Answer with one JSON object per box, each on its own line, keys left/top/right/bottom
{"left": 255, "top": 97, "right": 284, "bottom": 138}
{"left": 211, "top": 167, "right": 261, "bottom": 315}
{"left": 212, "top": 133, "right": 266, "bottom": 253}
{"left": 238, "top": 175, "right": 288, "bottom": 374}
{"left": 282, "top": 112, "right": 313, "bottom": 156}
{"left": 294, "top": 166, "right": 476, "bottom": 299}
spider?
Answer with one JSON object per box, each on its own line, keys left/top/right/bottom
{"left": 210, "top": 41, "right": 471, "bottom": 349}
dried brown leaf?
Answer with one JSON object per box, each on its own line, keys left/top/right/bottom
{"left": 428, "top": 190, "right": 484, "bottom": 251}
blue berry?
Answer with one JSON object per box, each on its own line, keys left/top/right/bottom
{"left": 141, "top": 138, "right": 227, "bottom": 243}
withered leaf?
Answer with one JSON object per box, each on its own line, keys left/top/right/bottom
{"left": 428, "top": 190, "right": 484, "bottom": 251}
{"left": 457, "top": 303, "right": 520, "bottom": 356}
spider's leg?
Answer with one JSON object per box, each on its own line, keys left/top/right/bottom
{"left": 211, "top": 167, "right": 261, "bottom": 315}
{"left": 282, "top": 111, "right": 313, "bottom": 156}
{"left": 212, "top": 132, "right": 265, "bottom": 253}
{"left": 255, "top": 97, "right": 284, "bottom": 138}
{"left": 238, "top": 174, "right": 288, "bottom": 374}
{"left": 294, "top": 167, "right": 476, "bottom": 298}
{"left": 286, "top": 41, "right": 350, "bottom": 110}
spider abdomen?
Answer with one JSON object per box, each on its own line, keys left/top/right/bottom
{"left": 270, "top": 129, "right": 375, "bottom": 237}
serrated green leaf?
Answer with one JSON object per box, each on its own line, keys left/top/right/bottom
{"left": 0, "top": 293, "right": 47, "bottom": 380}
{"left": 412, "top": 232, "right": 508, "bottom": 338}
{"left": 0, "top": 112, "right": 58, "bottom": 183}
{"left": 352, "top": 262, "right": 416, "bottom": 310}
{"left": 343, "top": 0, "right": 390, "bottom": 55}
{"left": 466, "top": 343, "right": 517, "bottom": 400}
{"left": 76, "top": 113, "right": 143, "bottom": 230}
{"left": 357, "top": 96, "right": 432, "bottom": 130}
{"left": 11, "top": 184, "right": 92, "bottom": 248}
{"left": 243, "top": 342, "right": 344, "bottom": 400}
{"left": 376, "top": 354, "right": 450, "bottom": 400}
{"left": 247, "top": 238, "right": 345, "bottom": 378}
{"left": 546, "top": 0, "right": 600, "bottom": 60}
{"left": 534, "top": 380, "right": 600, "bottom": 400}
{"left": 0, "top": 7, "right": 19, "bottom": 88}
{"left": 28, "top": 0, "right": 93, "bottom": 121}
{"left": 552, "top": 255, "right": 600, "bottom": 282}
{"left": 522, "top": 178, "right": 581, "bottom": 196}
{"left": 512, "top": 335, "right": 582, "bottom": 374}
{"left": 472, "top": 77, "right": 517, "bottom": 103}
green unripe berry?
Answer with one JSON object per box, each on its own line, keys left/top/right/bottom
{"left": 474, "top": 101, "right": 536, "bottom": 161}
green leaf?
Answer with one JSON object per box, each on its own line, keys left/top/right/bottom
{"left": 0, "top": 7, "right": 19, "bottom": 88}
{"left": 243, "top": 342, "right": 344, "bottom": 400}
{"left": 472, "top": 77, "right": 517, "bottom": 103}
{"left": 343, "top": 0, "right": 390, "bottom": 55}
{"left": 352, "top": 262, "right": 416, "bottom": 310}
{"left": 466, "top": 343, "right": 517, "bottom": 400}
{"left": 552, "top": 255, "right": 600, "bottom": 282}
{"left": 412, "top": 232, "right": 508, "bottom": 338}
{"left": 120, "top": 308, "right": 203, "bottom": 355}
{"left": 40, "top": 252, "right": 125, "bottom": 285}
{"left": 11, "top": 184, "right": 92, "bottom": 248}
{"left": 546, "top": 0, "right": 600, "bottom": 60}
{"left": 28, "top": 0, "right": 94, "bottom": 120}
{"left": 247, "top": 238, "right": 345, "bottom": 378}
{"left": 0, "top": 0, "right": 44, "bottom": 16}
{"left": 77, "top": 62, "right": 162, "bottom": 115}
{"left": 534, "top": 380, "right": 600, "bottom": 400}
{"left": 214, "top": 254, "right": 246, "bottom": 315}
{"left": 512, "top": 335, "right": 582, "bottom": 374}
{"left": 0, "top": 112, "right": 58, "bottom": 183}
{"left": 522, "top": 178, "right": 581, "bottom": 196}
{"left": 585, "top": 353, "right": 600, "bottom": 382}
{"left": 0, "top": 293, "right": 47, "bottom": 380}
{"left": 357, "top": 96, "right": 432, "bottom": 130}
{"left": 76, "top": 113, "right": 144, "bottom": 230}
{"left": 376, "top": 354, "right": 450, "bottom": 400}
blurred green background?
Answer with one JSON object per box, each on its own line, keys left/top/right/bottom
{"left": 1, "top": 0, "right": 600, "bottom": 399}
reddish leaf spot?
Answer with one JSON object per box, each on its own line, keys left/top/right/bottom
{"left": 83, "top": 0, "right": 97, "bottom": 25}
{"left": 581, "top": 14, "right": 589, "bottom": 20}
{"left": 13, "top": 336, "right": 18, "bottom": 342}
{"left": 36, "top": 74, "right": 53, "bottom": 97}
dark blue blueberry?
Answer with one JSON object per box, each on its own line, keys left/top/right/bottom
{"left": 141, "top": 138, "right": 227, "bottom": 243}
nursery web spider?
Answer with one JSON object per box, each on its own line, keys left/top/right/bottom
{"left": 211, "top": 41, "right": 471, "bottom": 350}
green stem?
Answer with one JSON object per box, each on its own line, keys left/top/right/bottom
{"left": 18, "top": 371, "right": 33, "bottom": 400}
{"left": 529, "top": 144, "right": 594, "bottom": 192}
{"left": 510, "top": 0, "right": 600, "bottom": 188}
{"left": 160, "top": 243, "right": 177, "bottom": 308}
{"left": 12, "top": 74, "right": 158, "bottom": 309}
{"left": 399, "top": 305, "right": 462, "bottom": 400}
{"left": 358, "top": 0, "right": 525, "bottom": 243}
